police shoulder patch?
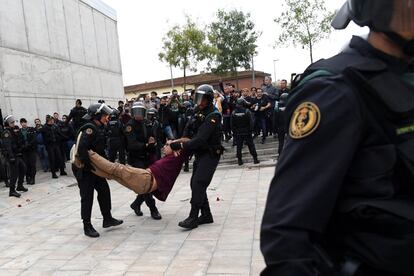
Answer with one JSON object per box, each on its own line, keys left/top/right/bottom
{"left": 126, "top": 125, "right": 132, "bottom": 132}
{"left": 85, "top": 128, "right": 93, "bottom": 135}
{"left": 3, "top": 132, "right": 9, "bottom": 138}
{"left": 289, "top": 102, "right": 321, "bottom": 139}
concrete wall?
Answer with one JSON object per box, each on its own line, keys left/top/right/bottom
{"left": 0, "top": 0, "right": 123, "bottom": 125}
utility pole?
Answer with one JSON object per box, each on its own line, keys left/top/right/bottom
{"left": 273, "top": 59, "right": 279, "bottom": 83}
{"left": 252, "top": 54, "right": 256, "bottom": 87}
{"left": 170, "top": 65, "right": 174, "bottom": 90}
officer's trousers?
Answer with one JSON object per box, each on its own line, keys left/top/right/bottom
{"left": 73, "top": 167, "right": 112, "bottom": 222}
{"left": 46, "top": 144, "right": 64, "bottom": 174}
{"left": 108, "top": 141, "right": 126, "bottom": 165}
{"left": 9, "top": 157, "right": 26, "bottom": 191}
{"left": 277, "top": 128, "right": 286, "bottom": 155}
{"left": 235, "top": 134, "right": 258, "bottom": 160}
{"left": 190, "top": 153, "right": 220, "bottom": 208}
{"left": 222, "top": 116, "right": 232, "bottom": 140}
{"left": 23, "top": 150, "right": 37, "bottom": 182}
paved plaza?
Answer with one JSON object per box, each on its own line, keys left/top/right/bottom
{"left": 0, "top": 163, "right": 274, "bottom": 275}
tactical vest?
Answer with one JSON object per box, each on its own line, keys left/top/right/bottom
{"left": 79, "top": 123, "right": 106, "bottom": 156}
{"left": 232, "top": 108, "right": 251, "bottom": 135}
{"left": 293, "top": 50, "right": 414, "bottom": 274}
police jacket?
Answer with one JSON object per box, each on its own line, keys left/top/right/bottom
{"left": 66, "top": 106, "right": 87, "bottom": 130}
{"left": 182, "top": 105, "right": 222, "bottom": 155}
{"left": 57, "top": 121, "right": 75, "bottom": 142}
{"left": 41, "top": 124, "right": 62, "bottom": 146}
{"left": 107, "top": 119, "right": 124, "bottom": 147}
{"left": 20, "top": 127, "right": 37, "bottom": 152}
{"left": 231, "top": 107, "right": 253, "bottom": 135}
{"left": 1, "top": 127, "right": 24, "bottom": 160}
{"left": 124, "top": 119, "right": 153, "bottom": 159}
{"left": 261, "top": 36, "right": 414, "bottom": 275}
{"left": 77, "top": 121, "right": 107, "bottom": 172}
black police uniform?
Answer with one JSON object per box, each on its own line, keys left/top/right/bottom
{"left": 20, "top": 126, "right": 37, "bottom": 184}
{"left": 73, "top": 122, "right": 113, "bottom": 224}
{"left": 66, "top": 106, "right": 87, "bottom": 132}
{"left": 274, "top": 93, "right": 288, "bottom": 156}
{"left": 57, "top": 120, "right": 75, "bottom": 161}
{"left": 0, "top": 132, "right": 10, "bottom": 187}
{"left": 146, "top": 115, "right": 163, "bottom": 161}
{"left": 176, "top": 104, "right": 223, "bottom": 228}
{"left": 41, "top": 123, "right": 66, "bottom": 177}
{"left": 261, "top": 36, "right": 414, "bottom": 276}
{"left": 1, "top": 127, "right": 27, "bottom": 196}
{"left": 125, "top": 118, "right": 160, "bottom": 218}
{"left": 107, "top": 117, "right": 126, "bottom": 164}
{"left": 231, "top": 105, "right": 259, "bottom": 165}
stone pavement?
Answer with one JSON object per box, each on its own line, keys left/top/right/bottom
{"left": 0, "top": 163, "right": 274, "bottom": 275}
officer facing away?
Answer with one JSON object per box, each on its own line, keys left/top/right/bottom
{"left": 231, "top": 98, "right": 260, "bottom": 166}
{"left": 169, "top": 84, "right": 223, "bottom": 229}
{"left": 261, "top": 1, "right": 414, "bottom": 275}
{"left": 1, "top": 115, "right": 28, "bottom": 197}
{"left": 126, "top": 103, "right": 162, "bottom": 220}
{"left": 274, "top": 92, "right": 289, "bottom": 156}
{"left": 73, "top": 103, "right": 123, "bottom": 238}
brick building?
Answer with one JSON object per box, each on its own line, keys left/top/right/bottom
{"left": 124, "top": 70, "right": 271, "bottom": 100}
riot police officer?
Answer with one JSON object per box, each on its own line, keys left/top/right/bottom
{"left": 146, "top": 107, "right": 163, "bottom": 161}
{"left": 126, "top": 103, "right": 162, "bottom": 220}
{"left": 73, "top": 103, "right": 123, "bottom": 238}
{"left": 107, "top": 109, "right": 126, "bottom": 164}
{"left": 231, "top": 98, "right": 260, "bottom": 166}
{"left": 261, "top": 1, "right": 414, "bottom": 275}
{"left": 66, "top": 99, "right": 87, "bottom": 132}
{"left": 274, "top": 92, "right": 289, "bottom": 156}
{"left": 1, "top": 115, "right": 28, "bottom": 197}
{"left": 20, "top": 118, "right": 37, "bottom": 185}
{"left": 169, "top": 84, "right": 223, "bottom": 229}
{"left": 41, "top": 115, "right": 67, "bottom": 179}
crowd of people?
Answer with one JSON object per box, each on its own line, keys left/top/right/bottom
{"left": 0, "top": 76, "right": 290, "bottom": 199}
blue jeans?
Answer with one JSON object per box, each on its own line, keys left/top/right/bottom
{"left": 36, "top": 144, "right": 49, "bottom": 171}
{"left": 254, "top": 116, "right": 267, "bottom": 138}
{"left": 164, "top": 126, "right": 175, "bottom": 140}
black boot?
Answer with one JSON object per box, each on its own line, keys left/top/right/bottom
{"left": 9, "top": 189, "right": 21, "bottom": 198}
{"left": 238, "top": 158, "right": 244, "bottom": 166}
{"left": 183, "top": 165, "right": 189, "bottom": 172}
{"left": 130, "top": 196, "right": 144, "bottom": 216}
{"left": 83, "top": 222, "right": 100, "bottom": 238}
{"left": 150, "top": 207, "right": 162, "bottom": 220}
{"left": 253, "top": 157, "right": 260, "bottom": 164}
{"left": 16, "top": 185, "right": 28, "bottom": 192}
{"left": 60, "top": 170, "right": 67, "bottom": 176}
{"left": 103, "top": 217, "right": 124, "bottom": 228}
{"left": 178, "top": 205, "right": 199, "bottom": 229}
{"left": 52, "top": 172, "right": 58, "bottom": 179}
{"left": 5, "top": 180, "right": 10, "bottom": 188}
{"left": 198, "top": 203, "right": 214, "bottom": 225}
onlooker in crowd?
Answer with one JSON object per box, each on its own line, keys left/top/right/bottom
{"left": 66, "top": 99, "right": 87, "bottom": 132}
{"left": 252, "top": 88, "right": 271, "bottom": 144}
{"left": 158, "top": 96, "right": 174, "bottom": 140}
{"left": 34, "top": 118, "right": 49, "bottom": 172}
{"left": 213, "top": 90, "right": 223, "bottom": 113}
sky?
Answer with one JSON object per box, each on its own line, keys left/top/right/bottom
{"left": 101, "top": 0, "right": 369, "bottom": 87}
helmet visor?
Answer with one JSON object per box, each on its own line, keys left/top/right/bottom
{"left": 131, "top": 105, "right": 147, "bottom": 119}
{"left": 97, "top": 104, "right": 113, "bottom": 116}
{"left": 194, "top": 91, "right": 206, "bottom": 106}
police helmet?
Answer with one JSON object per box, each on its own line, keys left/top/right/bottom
{"left": 279, "top": 93, "right": 289, "bottom": 106}
{"left": 109, "top": 108, "right": 120, "bottom": 121}
{"left": 4, "top": 115, "right": 16, "bottom": 127}
{"left": 332, "top": 0, "right": 414, "bottom": 55}
{"left": 83, "top": 103, "right": 113, "bottom": 121}
{"left": 131, "top": 102, "right": 147, "bottom": 119}
{"left": 236, "top": 98, "right": 247, "bottom": 107}
{"left": 194, "top": 84, "right": 214, "bottom": 106}
{"left": 147, "top": 107, "right": 157, "bottom": 121}
{"left": 183, "top": 101, "right": 192, "bottom": 109}
{"left": 332, "top": 0, "right": 414, "bottom": 32}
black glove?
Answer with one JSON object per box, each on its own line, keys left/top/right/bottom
{"left": 170, "top": 142, "right": 182, "bottom": 151}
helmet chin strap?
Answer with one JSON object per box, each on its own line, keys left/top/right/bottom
{"left": 385, "top": 32, "right": 414, "bottom": 57}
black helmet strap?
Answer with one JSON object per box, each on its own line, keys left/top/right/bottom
{"left": 385, "top": 32, "right": 414, "bottom": 57}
